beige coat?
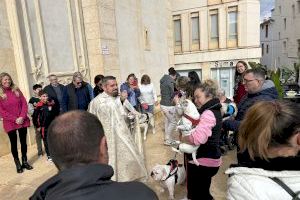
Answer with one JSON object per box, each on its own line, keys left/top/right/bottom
{"left": 88, "top": 92, "right": 147, "bottom": 182}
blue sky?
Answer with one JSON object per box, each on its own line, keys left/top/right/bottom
{"left": 260, "top": 0, "right": 275, "bottom": 20}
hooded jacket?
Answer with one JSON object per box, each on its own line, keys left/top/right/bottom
{"left": 30, "top": 164, "right": 158, "bottom": 200}
{"left": 160, "top": 74, "right": 175, "bottom": 106}
{"left": 226, "top": 155, "right": 300, "bottom": 200}
{"left": 223, "top": 80, "right": 278, "bottom": 132}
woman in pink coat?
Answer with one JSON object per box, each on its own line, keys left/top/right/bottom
{"left": 0, "top": 72, "right": 33, "bottom": 173}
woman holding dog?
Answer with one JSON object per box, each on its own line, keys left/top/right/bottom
{"left": 226, "top": 100, "right": 300, "bottom": 199}
{"left": 177, "top": 79, "right": 222, "bottom": 200}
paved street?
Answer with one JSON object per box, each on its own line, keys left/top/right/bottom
{"left": 0, "top": 112, "right": 236, "bottom": 200}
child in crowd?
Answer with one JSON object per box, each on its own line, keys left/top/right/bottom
{"left": 28, "top": 84, "right": 43, "bottom": 157}
{"left": 32, "top": 90, "right": 56, "bottom": 162}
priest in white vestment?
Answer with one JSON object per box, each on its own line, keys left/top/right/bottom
{"left": 88, "top": 76, "right": 147, "bottom": 182}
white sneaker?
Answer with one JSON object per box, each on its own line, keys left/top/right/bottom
{"left": 47, "top": 156, "right": 53, "bottom": 162}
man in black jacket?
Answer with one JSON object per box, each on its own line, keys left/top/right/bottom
{"left": 61, "top": 72, "right": 91, "bottom": 112}
{"left": 30, "top": 111, "right": 158, "bottom": 200}
{"left": 44, "top": 74, "right": 64, "bottom": 116}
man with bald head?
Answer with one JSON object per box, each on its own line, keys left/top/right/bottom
{"left": 30, "top": 111, "right": 157, "bottom": 200}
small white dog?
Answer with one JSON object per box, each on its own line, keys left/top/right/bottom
{"left": 151, "top": 160, "right": 186, "bottom": 200}
{"left": 175, "top": 98, "right": 201, "bottom": 165}
{"left": 139, "top": 112, "right": 155, "bottom": 140}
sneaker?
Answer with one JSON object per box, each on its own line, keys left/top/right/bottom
{"left": 47, "top": 156, "right": 53, "bottom": 162}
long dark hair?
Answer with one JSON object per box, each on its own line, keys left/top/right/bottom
{"left": 188, "top": 71, "right": 201, "bottom": 85}
{"left": 234, "top": 61, "right": 248, "bottom": 90}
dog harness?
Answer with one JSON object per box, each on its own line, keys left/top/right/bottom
{"left": 183, "top": 114, "right": 200, "bottom": 127}
{"left": 163, "top": 159, "right": 181, "bottom": 184}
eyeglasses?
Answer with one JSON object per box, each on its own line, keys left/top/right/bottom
{"left": 242, "top": 78, "right": 257, "bottom": 84}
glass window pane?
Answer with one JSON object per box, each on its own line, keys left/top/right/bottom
{"left": 174, "top": 20, "right": 181, "bottom": 42}
{"left": 211, "top": 69, "right": 217, "bottom": 80}
{"left": 192, "top": 17, "right": 199, "bottom": 41}
{"left": 211, "top": 14, "right": 218, "bottom": 38}
{"left": 229, "top": 12, "right": 237, "bottom": 37}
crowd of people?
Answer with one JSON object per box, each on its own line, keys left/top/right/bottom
{"left": 0, "top": 60, "right": 299, "bottom": 200}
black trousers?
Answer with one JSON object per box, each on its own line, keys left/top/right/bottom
{"left": 187, "top": 163, "right": 219, "bottom": 200}
{"left": 7, "top": 127, "right": 28, "bottom": 159}
{"left": 41, "top": 128, "right": 50, "bottom": 157}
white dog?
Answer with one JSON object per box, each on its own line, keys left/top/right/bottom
{"left": 139, "top": 112, "right": 155, "bottom": 140}
{"left": 175, "top": 98, "right": 201, "bottom": 165}
{"left": 151, "top": 160, "right": 186, "bottom": 200}
{"left": 122, "top": 99, "right": 155, "bottom": 140}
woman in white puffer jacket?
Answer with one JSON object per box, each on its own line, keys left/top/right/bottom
{"left": 226, "top": 100, "right": 300, "bottom": 200}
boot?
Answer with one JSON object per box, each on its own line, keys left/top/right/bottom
{"left": 21, "top": 156, "right": 33, "bottom": 170}
{"left": 14, "top": 158, "right": 24, "bottom": 173}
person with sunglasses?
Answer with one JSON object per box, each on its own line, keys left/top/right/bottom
{"left": 61, "top": 72, "right": 92, "bottom": 112}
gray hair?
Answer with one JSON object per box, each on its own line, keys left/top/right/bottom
{"left": 73, "top": 72, "right": 83, "bottom": 81}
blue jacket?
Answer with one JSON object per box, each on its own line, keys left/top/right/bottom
{"left": 62, "top": 82, "right": 91, "bottom": 112}
{"left": 223, "top": 81, "right": 278, "bottom": 132}
{"left": 120, "top": 83, "right": 141, "bottom": 107}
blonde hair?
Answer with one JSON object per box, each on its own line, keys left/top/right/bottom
{"left": 0, "top": 72, "right": 19, "bottom": 99}
{"left": 195, "top": 79, "right": 218, "bottom": 98}
{"left": 239, "top": 100, "right": 300, "bottom": 161}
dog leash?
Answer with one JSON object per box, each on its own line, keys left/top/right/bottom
{"left": 163, "top": 159, "right": 179, "bottom": 184}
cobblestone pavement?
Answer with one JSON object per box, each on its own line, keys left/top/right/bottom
{"left": 0, "top": 113, "right": 236, "bottom": 200}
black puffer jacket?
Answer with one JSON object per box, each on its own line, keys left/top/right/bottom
{"left": 30, "top": 164, "right": 158, "bottom": 200}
